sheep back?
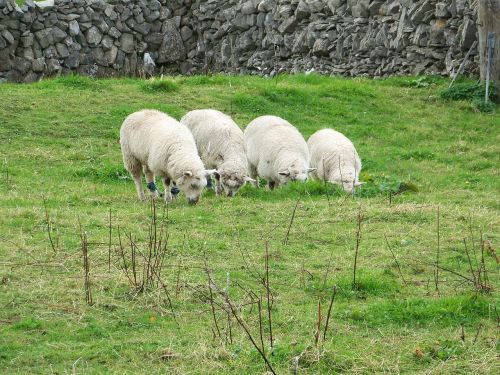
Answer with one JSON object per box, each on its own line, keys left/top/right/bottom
{"left": 244, "top": 115, "right": 310, "bottom": 182}
{"left": 180, "top": 109, "right": 247, "bottom": 173}
{"left": 120, "top": 109, "right": 204, "bottom": 180}
{"left": 307, "top": 128, "right": 361, "bottom": 184}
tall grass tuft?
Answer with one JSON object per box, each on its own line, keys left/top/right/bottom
{"left": 440, "top": 81, "right": 497, "bottom": 112}
{"left": 141, "top": 77, "right": 179, "bottom": 93}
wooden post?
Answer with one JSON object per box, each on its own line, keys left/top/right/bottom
{"left": 478, "top": 0, "right": 500, "bottom": 102}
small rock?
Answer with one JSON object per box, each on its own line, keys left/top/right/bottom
{"left": 13, "top": 57, "right": 31, "bottom": 75}
{"left": 55, "top": 43, "right": 69, "bottom": 58}
{"left": 68, "top": 20, "right": 80, "bottom": 36}
{"left": 295, "top": 1, "right": 311, "bottom": 20}
{"left": 435, "top": 2, "right": 451, "bottom": 18}
{"left": 35, "top": 28, "right": 54, "bottom": 49}
{"left": 32, "top": 57, "right": 46, "bottom": 72}
{"left": 64, "top": 52, "right": 80, "bottom": 68}
{"left": 278, "top": 16, "right": 299, "bottom": 34}
{"left": 459, "top": 17, "right": 476, "bottom": 49}
{"left": 0, "top": 49, "right": 12, "bottom": 71}
{"left": 180, "top": 26, "right": 193, "bottom": 41}
{"left": 241, "top": 0, "right": 259, "bottom": 15}
{"left": 101, "top": 35, "right": 114, "bottom": 50}
{"left": 51, "top": 26, "right": 67, "bottom": 43}
{"left": 1, "top": 30, "right": 14, "bottom": 45}
{"left": 105, "top": 45, "right": 118, "bottom": 64}
{"left": 108, "top": 27, "right": 121, "bottom": 39}
{"left": 86, "top": 26, "right": 103, "bottom": 46}
{"left": 120, "top": 33, "right": 135, "bottom": 54}
{"left": 157, "top": 19, "right": 186, "bottom": 63}
{"left": 145, "top": 33, "right": 163, "bottom": 50}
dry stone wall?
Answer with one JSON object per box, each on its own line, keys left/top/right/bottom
{"left": 0, "top": 0, "right": 479, "bottom": 82}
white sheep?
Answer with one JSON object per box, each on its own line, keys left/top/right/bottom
{"left": 244, "top": 115, "right": 315, "bottom": 189}
{"left": 307, "top": 128, "right": 363, "bottom": 193}
{"left": 120, "top": 109, "right": 214, "bottom": 204}
{"left": 180, "top": 109, "right": 254, "bottom": 197}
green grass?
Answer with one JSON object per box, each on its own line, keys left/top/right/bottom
{"left": 0, "top": 74, "right": 499, "bottom": 374}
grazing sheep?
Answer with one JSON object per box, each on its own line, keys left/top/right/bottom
{"left": 307, "top": 128, "right": 363, "bottom": 193}
{"left": 244, "top": 115, "right": 315, "bottom": 189}
{"left": 120, "top": 109, "right": 215, "bottom": 205}
{"left": 180, "top": 109, "right": 254, "bottom": 197}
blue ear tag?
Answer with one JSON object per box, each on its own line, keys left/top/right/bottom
{"left": 171, "top": 186, "right": 180, "bottom": 195}
{"left": 147, "top": 182, "right": 157, "bottom": 192}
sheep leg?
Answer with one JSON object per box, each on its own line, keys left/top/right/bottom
{"left": 171, "top": 182, "right": 180, "bottom": 200}
{"left": 206, "top": 175, "right": 213, "bottom": 189}
{"left": 162, "top": 177, "right": 172, "bottom": 203}
{"left": 143, "top": 166, "right": 158, "bottom": 198}
{"left": 248, "top": 163, "right": 259, "bottom": 188}
{"left": 214, "top": 173, "right": 223, "bottom": 195}
{"left": 124, "top": 155, "right": 145, "bottom": 200}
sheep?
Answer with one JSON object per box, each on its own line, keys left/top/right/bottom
{"left": 120, "top": 109, "right": 215, "bottom": 205}
{"left": 307, "top": 128, "right": 363, "bottom": 193}
{"left": 244, "top": 115, "right": 315, "bottom": 189}
{"left": 180, "top": 109, "right": 254, "bottom": 197}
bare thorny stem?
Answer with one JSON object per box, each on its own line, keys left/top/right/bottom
{"left": 435, "top": 206, "right": 440, "bottom": 293}
{"left": 408, "top": 256, "right": 476, "bottom": 284}
{"left": 463, "top": 238, "right": 478, "bottom": 291}
{"left": 473, "top": 322, "right": 483, "bottom": 344}
{"left": 384, "top": 234, "right": 407, "bottom": 286}
{"left": 315, "top": 300, "right": 322, "bottom": 346}
{"left": 265, "top": 241, "right": 273, "bottom": 349}
{"left": 225, "top": 272, "right": 233, "bottom": 345}
{"left": 321, "top": 255, "right": 333, "bottom": 292}
{"left": 217, "top": 285, "right": 276, "bottom": 374}
{"left": 352, "top": 206, "right": 363, "bottom": 289}
{"left": 480, "top": 230, "right": 489, "bottom": 288}
{"left": 204, "top": 257, "right": 222, "bottom": 341}
{"left": 283, "top": 197, "right": 300, "bottom": 245}
{"left": 257, "top": 298, "right": 266, "bottom": 354}
{"left": 43, "top": 198, "right": 57, "bottom": 253}
{"left": 108, "top": 208, "right": 112, "bottom": 271}
{"left": 176, "top": 257, "right": 182, "bottom": 298}
{"left": 323, "top": 285, "right": 337, "bottom": 340}
{"left": 117, "top": 226, "right": 134, "bottom": 287}
{"left": 150, "top": 267, "right": 177, "bottom": 324}
{"left": 80, "top": 227, "right": 92, "bottom": 306}
{"left": 204, "top": 262, "right": 276, "bottom": 374}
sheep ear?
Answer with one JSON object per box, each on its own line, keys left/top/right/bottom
{"left": 278, "top": 170, "right": 290, "bottom": 176}
{"left": 204, "top": 169, "right": 217, "bottom": 176}
{"left": 183, "top": 171, "right": 193, "bottom": 177}
{"left": 354, "top": 181, "right": 365, "bottom": 187}
{"left": 245, "top": 176, "right": 256, "bottom": 182}
{"left": 307, "top": 168, "right": 317, "bottom": 173}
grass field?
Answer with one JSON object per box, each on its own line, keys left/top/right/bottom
{"left": 0, "top": 74, "right": 499, "bottom": 374}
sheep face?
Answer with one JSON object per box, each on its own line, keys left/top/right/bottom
{"left": 278, "top": 164, "right": 315, "bottom": 185}
{"left": 215, "top": 171, "right": 254, "bottom": 197}
{"left": 328, "top": 169, "right": 362, "bottom": 193}
{"left": 177, "top": 170, "right": 211, "bottom": 205}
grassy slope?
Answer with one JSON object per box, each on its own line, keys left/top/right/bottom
{"left": 0, "top": 74, "right": 498, "bottom": 374}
